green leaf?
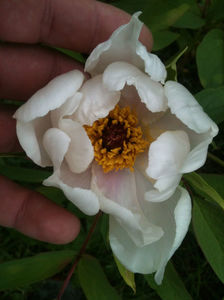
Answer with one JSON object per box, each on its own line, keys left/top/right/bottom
{"left": 199, "top": 174, "right": 224, "bottom": 199}
{"left": 145, "top": 262, "right": 192, "bottom": 300}
{"left": 184, "top": 172, "right": 224, "bottom": 210}
{"left": 193, "top": 197, "right": 224, "bottom": 283}
{"left": 173, "top": 11, "right": 205, "bottom": 29}
{"left": 149, "top": 4, "right": 189, "bottom": 33}
{"left": 207, "top": 0, "right": 224, "bottom": 22}
{"left": 0, "top": 250, "right": 75, "bottom": 290}
{"left": 195, "top": 86, "right": 224, "bottom": 124}
{"left": 166, "top": 46, "right": 188, "bottom": 81}
{"left": 153, "top": 30, "right": 179, "bottom": 51}
{"left": 112, "top": 0, "right": 189, "bottom": 32}
{"left": 78, "top": 255, "right": 121, "bottom": 300}
{"left": 114, "top": 256, "right": 136, "bottom": 293}
{"left": 0, "top": 165, "right": 50, "bottom": 183}
{"left": 196, "top": 29, "right": 224, "bottom": 88}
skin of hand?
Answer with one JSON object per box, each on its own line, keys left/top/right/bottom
{"left": 0, "top": 0, "right": 153, "bottom": 244}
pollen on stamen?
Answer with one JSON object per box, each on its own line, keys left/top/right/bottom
{"left": 84, "top": 105, "right": 153, "bottom": 173}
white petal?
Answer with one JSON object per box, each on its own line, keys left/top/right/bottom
{"left": 59, "top": 119, "right": 94, "bottom": 173}
{"left": 109, "top": 186, "right": 191, "bottom": 283}
{"left": 120, "top": 85, "right": 166, "bottom": 126}
{"left": 42, "top": 128, "right": 99, "bottom": 215}
{"left": 154, "top": 187, "right": 191, "bottom": 284}
{"left": 42, "top": 128, "right": 71, "bottom": 169}
{"left": 181, "top": 135, "right": 212, "bottom": 172}
{"left": 91, "top": 163, "right": 163, "bottom": 247}
{"left": 72, "top": 75, "right": 120, "bottom": 125}
{"left": 85, "top": 12, "right": 166, "bottom": 83}
{"left": 103, "top": 62, "right": 167, "bottom": 112}
{"left": 14, "top": 70, "right": 84, "bottom": 122}
{"left": 51, "top": 92, "right": 83, "bottom": 127}
{"left": 145, "top": 175, "right": 181, "bottom": 203}
{"left": 136, "top": 45, "right": 167, "bottom": 83}
{"left": 143, "top": 130, "right": 190, "bottom": 202}
{"left": 44, "top": 166, "right": 100, "bottom": 216}
{"left": 154, "top": 82, "right": 219, "bottom": 173}
{"left": 164, "top": 81, "right": 218, "bottom": 135}
{"left": 147, "top": 131, "right": 190, "bottom": 179}
{"left": 16, "top": 115, "right": 52, "bottom": 166}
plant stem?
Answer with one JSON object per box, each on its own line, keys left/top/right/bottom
{"left": 57, "top": 211, "right": 103, "bottom": 300}
{"left": 208, "top": 152, "right": 224, "bottom": 168}
{"left": 202, "top": 0, "right": 211, "bottom": 18}
{"left": 182, "top": 178, "right": 194, "bottom": 199}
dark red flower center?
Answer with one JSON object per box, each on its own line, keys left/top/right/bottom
{"left": 102, "top": 119, "right": 127, "bottom": 151}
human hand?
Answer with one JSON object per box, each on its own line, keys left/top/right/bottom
{"left": 0, "top": 0, "right": 152, "bottom": 244}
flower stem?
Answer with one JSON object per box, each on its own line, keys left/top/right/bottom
{"left": 182, "top": 178, "right": 194, "bottom": 199}
{"left": 57, "top": 211, "right": 102, "bottom": 300}
{"left": 208, "top": 152, "right": 224, "bottom": 168}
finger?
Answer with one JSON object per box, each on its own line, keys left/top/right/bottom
{"left": 0, "top": 44, "right": 84, "bottom": 100}
{"left": 0, "top": 175, "right": 80, "bottom": 244}
{"left": 0, "top": 105, "right": 21, "bottom": 152}
{"left": 0, "top": 0, "right": 153, "bottom": 53}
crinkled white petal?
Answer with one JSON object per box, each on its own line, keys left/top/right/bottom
{"left": 14, "top": 70, "right": 84, "bottom": 122}
{"left": 164, "top": 81, "right": 218, "bottom": 135}
{"left": 16, "top": 115, "right": 52, "bottom": 166}
{"left": 72, "top": 75, "right": 120, "bottom": 125}
{"left": 158, "top": 83, "right": 218, "bottom": 172}
{"left": 59, "top": 119, "right": 94, "bottom": 173}
{"left": 85, "top": 12, "right": 166, "bottom": 83}
{"left": 91, "top": 163, "right": 163, "bottom": 247}
{"left": 42, "top": 128, "right": 99, "bottom": 215}
{"left": 103, "top": 62, "right": 167, "bottom": 112}
{"left": 109, "top": 186, "right": 191, "bottom": 284}
{"left": 136, "top": 44, "right": 167, "bottom": 83}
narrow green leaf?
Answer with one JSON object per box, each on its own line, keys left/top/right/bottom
{"left": 153, "top": 30, "right": 179, "bottom": 51}
{"left": 145, "top": 262, "right": 192, "bottom": 300}
{"left": 0, "top": 165, "right": 50, "bottom": 183}
{"left": 114, "top": 256, "right": 136, "bottom": 293}
{"left": 200, "top": 174, "right": 224, "bottom": 199}
{"left": 184, "top": 172, "right": 224, "bottom": 210}
{"left": 193, "top": 197, "right": 224, "bottom": 283}
{"left": 78, "top": 255, "right": 121, "bottom": 300}
{"left": 166, "top": 47, "right": 188, "bottom": 81}
{"left": 196, "top": 29, "right": 224, "bottom": 88}
{"left": 195, "top": 86, "right": 224, "bottom": 124}
{"left": 54, "top": 47, "right": 85, "bottom": 63}
{"left": 0, "top": 251, "right": 75, "bottom": 290}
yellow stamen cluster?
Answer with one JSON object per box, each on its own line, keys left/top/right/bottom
{"left": 84, "top": 105, "right": 150, "bottom": 173}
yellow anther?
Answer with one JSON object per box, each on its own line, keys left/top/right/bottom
{"left": 84, "top": 105, "right": 152, "bottom": 173}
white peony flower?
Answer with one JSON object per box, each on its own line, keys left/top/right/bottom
{"left": 14, "top": 13, "right": 218, "bottom": 284}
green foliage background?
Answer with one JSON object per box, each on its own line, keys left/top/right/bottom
{"left": 0, "top": 0, "right": 224, "bottom": 299}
